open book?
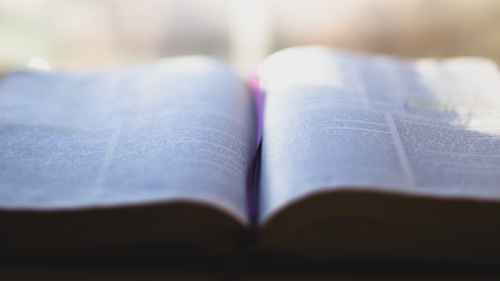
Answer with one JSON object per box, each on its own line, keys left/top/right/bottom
{"left": 2, "top": 46, "right": 500, "bottom": 263}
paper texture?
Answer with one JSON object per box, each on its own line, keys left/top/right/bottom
{"left": 258, "top": 47, "right": 500, "bottom": 221}
{"left": 0, "top": 57, "right": 256, "bottom": 223}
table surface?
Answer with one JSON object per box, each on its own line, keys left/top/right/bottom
{"left": 2, "top": 255, "right": 500, "bottom": 281}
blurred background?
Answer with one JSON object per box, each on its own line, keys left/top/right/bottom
{"left": 1, "top": 0, "right": 500, "bottom": 74}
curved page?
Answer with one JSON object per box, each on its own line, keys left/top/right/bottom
{"left": 258, "top": 46, "right": 500, "bottom": 223}
{"left": 0, "top": 57, "right": 256, "bottom": 225}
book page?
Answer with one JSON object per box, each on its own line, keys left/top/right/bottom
{"left": 257, "top": 46, "right": 500, "bottom": 222}
{"left": 0, "top": 57, "right": 256, "bottom": 224}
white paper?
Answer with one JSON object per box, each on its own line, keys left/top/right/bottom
{"left": 0, "top": 57, "right": 256, "bottom": 224}
{"left": 258, "top": 46, "right": 500, "bottom": 221}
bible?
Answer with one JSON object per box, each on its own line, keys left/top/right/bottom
{"left": 2, "top": 46, "right": 500, "bottom": 263}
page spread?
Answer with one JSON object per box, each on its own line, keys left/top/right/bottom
{"left": 2, "top": 47, "right": 500, "bottom": 261}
